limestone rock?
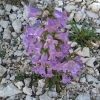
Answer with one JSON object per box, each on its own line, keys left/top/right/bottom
{"left": 0, "top": 83, "right": 21, "bottom": 97}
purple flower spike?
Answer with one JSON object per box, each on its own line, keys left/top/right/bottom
{"left": 27, "top": 3, "right": 41, "bottom": 18}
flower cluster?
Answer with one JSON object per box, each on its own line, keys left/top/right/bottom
{"left": 23, "top": 4, "right": 82, "bottom": 84}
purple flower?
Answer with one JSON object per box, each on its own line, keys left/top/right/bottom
{"left": 53, "top": 10, "right": 68, "bottom": 28}
{"left": 53, "top": 10, "right": 68, "bottom": 20}
{"left": 48, "top": 49, "right": 62, "bottom": 63}
{"left": 27, "top": 42, "right": 42, "bottom": 55}
{"left": 55, "top": 31, "right": 69, "bottom": 43}
{"left": 44, "top": 35, "right": 58, "bottom": 50}
{"left": 32, "top": 65, "right": 46, "bottom": 77}
{"left": 44, "top": 18, "right": 58, "bottom": 33}
{"left": 60, "top": 44, "right": 71, "bottom": 58}
{"left": 27, "top": 4, "right": 41, "bottom": 18}
{"left": 65, "top": 60, "right": 82, "bottom": 76}
{"left": 30, "top": 54, "right": 40, "bottom": 64}
{"left": 45, "top": 67, "right": 54, "bottom": 78}
{"left": 61, "top": 74, "right": 70, "bottom": 84}
{"left": 39, "top": 53, "right": 48, "bottom": 65}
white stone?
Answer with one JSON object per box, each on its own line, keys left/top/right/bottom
{"left": 26, "top": 95, "right": 36, "bottom": 100}
{"left": 11, "top": 32, "right": 17, "bottom": 38}
{"left": 81, "top": 57, "right": 89, "bottom": 64}
{"left": 23, "top": 5, "right": 28, "bottom": 20}
{"left": 87, "top": 67, "right": 94, "bottom": 74}
{"left": 75, "top": 93, "right": 91, "bottom": 100}
{"left": 0, "top": 9, "right": 4, "bottom": 15}
{"left": 71, "top": 42, "right": 77, "bottom": 47}
{"left": 0, "top": 58, "right": 1, "bottom": 64}
{"left": 9, "top": 14, "right": 17, "bottom": 21}
{"left": 86, "top": 75, "right": 99, "bottom": 83}
{"left": 12, "top": 6, "right": 19, "bottom": 11}
{"left": 89, "top": 3, "right": 100, "bottom": 12}
{"left": 24, "top": 78, "right": 31, "bottom": 87}
{"left": 39, "top": 92, "right": 52, "bottom": 100}
{"left": 92, "top": 88, "right": 98, "bottom": 94}
{"left": 58, "top": 1, "right": 63, "bottom": 6}
{"left": 75, "top": 47, "right": 90, "bottom": 57}
{"left": 55, "top": 7, "right": 62, "bottom": 12}
{"left": 3, "top": 29, "right": 11, "bottom": 39}
{"left": 86, "top": 57, "right": 96, "bottom": 68}
{"left": 6, "top": 95, "right": 15, "bottom": 100}
{"left": 64, "top": 5, "right": 77, "bottom": 12}
{"left": 14, "top": 51, "right": 23, "bottom": 56}
{"left": 23, "top": 86, "right": 32, "bottom": 96}
{"left": 0, "top": 65, "right": 7, "bottom": 77}
{"left": 36, "top": 87, "right": 42, "bottom": 95}
{"left": 0, "top": 27, "right": 3, "bottom": 32}
{"left": 68, "top": 11, "right": 75, "bottom": 21}
{"left": 10, "top": 75, "right": 15, "bottom": 81}
{"left": 5, "top": 4, "right": 12, "bottom": 12}
{"left": 79, "top": 77, "right": 86, "bottom": 83}
{"left": 47, "top": 91, "right": 57, "bottom": 97}
{"left": 12, "top": 19, "right": 22, "bottom": 33}
{"left": 86, "top": 11, "right": 99, "bottom": 18}
{"left": 74, "top": 11, "right": 84, "bottom": 22}
{"left": 0, "top": 83, "right": 21, "bottom": 97}
{"left": 75, "top": 0, "right": 82, "bottom": 2}
{"left": 38, "top": 79, "right": 45, "bottom": 88}
{"left": 0, "top": 20, "right": 9, "bottom": 29}
{"left": 17, "top": 14, "right": 23, "bottom": 19}
{"left": 15, "top": 81, "right": 24, "bottom": 89}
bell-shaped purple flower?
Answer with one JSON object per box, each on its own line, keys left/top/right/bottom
{"left": 60, "top": 74, "right": 70, "bottom": 84}
{"left": 44, "top": 18, "right": 58, "bottom": 33}
{"left": 27, "top": 4, "right": 41, "bottom": 18}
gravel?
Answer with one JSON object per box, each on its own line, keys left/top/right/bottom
{"left": 0, "top": 0, "right": 100, "bottom": 99}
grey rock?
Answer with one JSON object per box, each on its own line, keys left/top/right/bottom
{"left": 24, "top": 78, "right": 31, "bottom": 87}
{"left": 39, "top": 92, "right": 52, "bottom": 100}
{"left": 15, "top": 81, "right": 24, "bottom": 89}
{"left": 6, "top": 95, "right": 15, "bottom": 100}
{"left": 47, "top": 91, "right": 57, "bottom": 97}
{"left": 26, "top": 95, "right": 36, "bottom": 100}
{"left": 0, "top": 83, "right": 21, "bottom": 97}
{"left": 86, "top": 11, "right": 99, "bottom": 18}
{"left": 64, "top": 5, "right": 77, "bottom": 12}
{"left": 75, "top": 47, "right": 90, "bottom": 57}
{"left": 75, "top": 0, "right": 82, "bottom": 2}
{"left": 0, "top": 9, "right": 4, "bottom": 15}
{"left": 23, "top": 86, "right": 32, "bottom": 96}
{"left": 0, "top": 65, "right": 7, "bottom": 77}
{"left": 12, "top": 6, "right": 19, "bottom": 11}
{"left": 89, "top": 3, "right": 100, "bottom": 12}
{"left": 5, "top": 4, "right": 12, "bottom": 12}
{"left": 75, "top": 93, "right": 91, "bottom": 100}
{"left": 86, "top": 57, "right": 96, "bottom": 68}
{"left": 79, "top": 77, "right": 86, "bottom": 83}
{"left": 38, "top": 79, "right": 45, "bottom": 88}
{"left": 0, "top": 20, "right": 9, "bottom": 29}
{"left": 86, "top": 75, "right": 99, "bottom": 83}
{"left": 12, "top": 19, "right": 22, "bottom": 33}
{"left": 9, "top": 14, "right": 17, "bottom": 21}
{"left": 3, "top": 29, "right": 11, "bottom": 39}
{"left": 14, "top": 51, "right": 23, "bottom": 56}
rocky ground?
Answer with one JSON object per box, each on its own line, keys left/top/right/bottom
{"left": 0, "top": 0, "right": 100, "bottom": 100}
